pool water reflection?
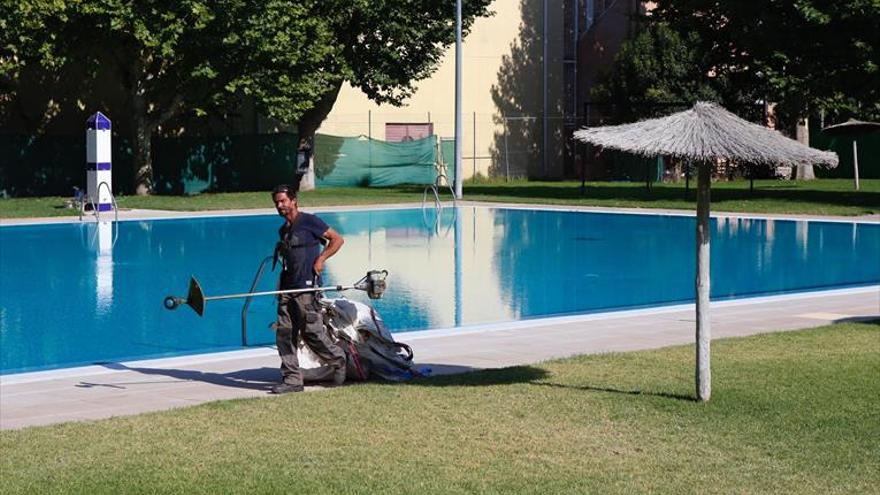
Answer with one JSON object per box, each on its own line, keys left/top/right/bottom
{"left": 1, "top": 207, "right": 877, "bottom": 374}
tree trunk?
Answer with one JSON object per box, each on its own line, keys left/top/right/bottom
{"left": 671, "top": 159, "right": 682, "bottom": 183}
{"left": 295, "top": 82, "right": 344, "bottom": 191}
{"left": 132, "top": 90, "right": 153, "bottom": 196}
{"left": 695, "top": 161, "right": 712, "bottom": 402}
{"left": 794, "top": 116, "right": 815, "bottom": 180}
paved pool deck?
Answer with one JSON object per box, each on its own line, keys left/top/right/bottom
{"left": 2, "top": 203, "right": 878, "bottom": 430}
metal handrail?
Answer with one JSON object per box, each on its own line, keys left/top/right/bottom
{"left": 421, "top": 173, "right": 457, "bottom": 211}
{"left": 240, "top": 255, "right": 275, "bottom": 346}
{"left": 437, "top": 173, "right": 457, "bottom": 204}
{"left": 80, "top": 181, "right": 119, "bottom": 223}
{"left": 422, "top": 183, "right": 442, "bottom": 210}
{"left": 98, "top": 181, "right": 119, "bottom": 223}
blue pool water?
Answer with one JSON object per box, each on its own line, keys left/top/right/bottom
{"left": 1, "top": 207, "right": 878, "bottom": 374}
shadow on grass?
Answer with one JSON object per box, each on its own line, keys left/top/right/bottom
{"left": 834, "top": 317, "right": 880, "bottom": 326}
{"left": 404, "top": 365, "right": 549, "bottom": 387}
{"left": 79, "top": 362, "right": 278, "bottom": 391}
{"left": 530, "top": 381, "right": 695, "bottom": 402}
{"left": 404, "top": 364, "right": 694, "bottom": 402}
{"left": 81, "top": 361, "right": 701, "bottom": 404}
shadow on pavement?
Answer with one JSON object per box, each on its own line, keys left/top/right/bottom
{"left": 77, "top": 362, "right": 279, "bottom": 392}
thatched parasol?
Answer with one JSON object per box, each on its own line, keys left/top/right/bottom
{"left": 574, "top": 102, "right": 839, "bottom": 167}
{"left": 573, "top": 102, "right": 838, "bottom": 402}
{"left": 822, "top": 118, "right": 880, "bottom": 191}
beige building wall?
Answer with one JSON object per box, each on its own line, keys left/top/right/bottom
{"left": 318, "top": 0, "right": 567, "bottom": 181}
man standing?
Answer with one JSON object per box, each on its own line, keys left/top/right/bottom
{"left": 270, "top": 184, "right": 347, "bottom": 394}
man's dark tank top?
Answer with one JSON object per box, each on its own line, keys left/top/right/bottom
{"left": 277, "top": 213, "right": 329, "bottom": 289}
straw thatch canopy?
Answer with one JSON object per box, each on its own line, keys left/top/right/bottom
{"left": 573, "top": 102, "right": 838, "bottom": 168}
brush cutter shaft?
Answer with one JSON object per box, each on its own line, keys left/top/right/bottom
{"left": 206, "top": 284, "right": 354, "bottom": 301}
{"left": 164, "top": 269, "right": 388, "bottom": 316}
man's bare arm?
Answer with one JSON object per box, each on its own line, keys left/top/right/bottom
{"left": 314, "top": 228, "right": 344, "bottom": 274}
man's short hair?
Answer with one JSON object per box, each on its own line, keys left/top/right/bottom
{"left": 272, "top": 184, "right": 297, "bottom": 199}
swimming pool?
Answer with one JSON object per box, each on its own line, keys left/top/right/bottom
{"left": 1, "top": 206, "right": 878, "bottom": 374}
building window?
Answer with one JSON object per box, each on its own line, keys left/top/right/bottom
{"left": 385, "top": 123, "right": 434, "bottom": 142}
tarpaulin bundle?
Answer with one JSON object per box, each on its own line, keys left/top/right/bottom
{"left": 297, "top": 297, "right": 421, "bottom": 383}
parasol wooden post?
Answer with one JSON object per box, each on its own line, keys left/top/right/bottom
{"left": 695, "top": 161, "right": 712, "bottom": 402}
{"left": 749, "top": 165, "right": 754, "bottom": 194}
{"left": 684, "top": 161, "right": 691, "bottom": 198}
{"left": 853, "top": 140, "right": 860, "bottom": 191}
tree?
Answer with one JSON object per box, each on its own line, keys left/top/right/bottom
{"left": 653, "top": 0, "right": 880, "bottom": 124}
{"left": 1, "top": 1, "right": 492, "bottom": 194}
{"left": 591, "top": 22, "right": 726, "bottom": 121}
{"left": 2, "top": 0, "right": 322, "bottom": 194}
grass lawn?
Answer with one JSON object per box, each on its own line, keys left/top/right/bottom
{"left": 1, "top": 179, "right": 878, "bottom": 218}
{"left": 466, "top": 178, "right": 880, "bottom": 216}
{"left": 1, "top": 320, "right": 877, "bottom": 494}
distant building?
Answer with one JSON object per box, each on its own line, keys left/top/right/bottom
{"left": 576, "top": 1, "right": 647, "bottom": 179}
{"left": 319, "top": 0, "right": 646, "bottom": 182}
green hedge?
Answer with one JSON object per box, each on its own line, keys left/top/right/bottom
{"left": 0, "top": 131, "right": 446, "bottom": 197}
{"left": 0, "top": 133, "right": 297, "bottom": 197}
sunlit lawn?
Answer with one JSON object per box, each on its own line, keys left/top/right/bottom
{"left": 1, "top": 321, "right": 877, "bottom": 494}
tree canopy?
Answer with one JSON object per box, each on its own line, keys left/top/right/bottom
{"left": 1, "top": 0, "right": 492, "bottom": 194}
{"left": 653, "top": 0, "right": 880, "bottom": 123}
{"left": 590, "top": 23, "right": 726, "bottom": 122}
{"left": 592, "top": 1, "right": 879, "bottom": 129}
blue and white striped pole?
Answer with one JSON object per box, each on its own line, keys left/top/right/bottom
{"left": 86, "top": 112, "right": 113, "bottom": 212}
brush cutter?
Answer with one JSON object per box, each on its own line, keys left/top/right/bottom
{"left": 164, "top": 270, "right": 388, "bottom": 316}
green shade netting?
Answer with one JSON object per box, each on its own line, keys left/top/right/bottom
{"left": 439, "top": 138, "right": 456, "bottom": 184}
{"left": 810, "top": 124, "right": 880, "bottom": 179}
{"left": 314, "top": 134, "right": 438, "bottom": 187}
{"left": 609, "top": 150, "right": 664, "bottom": 182}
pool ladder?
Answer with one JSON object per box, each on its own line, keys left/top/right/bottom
{"left": 78, "top": 181, "right": 119, "bottom": 223}
{"left": 422, "top": 172, "right": 456, "bottom": 211}
{"left": 240, "top": 255, "right": 275, "bottom": 346}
